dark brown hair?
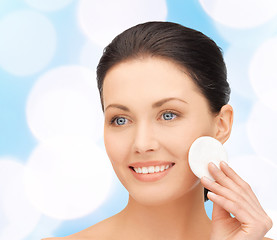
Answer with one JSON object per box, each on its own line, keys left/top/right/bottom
{"left": 96, "top": 21, "right": 230, "bottom": 201}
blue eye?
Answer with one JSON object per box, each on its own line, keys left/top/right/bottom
{"left": 162, "top": 112, "right": 177, "bottom": 120}
{"left": 113, "top": 117, "right": 127, "bottom": 125}
{"left": 110, "top": 111, "right": 178, "bottom": 126}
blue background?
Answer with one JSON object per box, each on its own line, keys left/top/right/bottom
{"left": 0, "top": 0, "right": 276, "bottom": 239}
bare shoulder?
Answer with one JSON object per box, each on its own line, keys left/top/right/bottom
{"left": 41, "top": 214, "right": 121, "bottom": 240}
{"left": 263, "top": 237, "right": 274, "bottom": 240}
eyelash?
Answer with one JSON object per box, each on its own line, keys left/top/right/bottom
{"left": 109, "top": 110, "right": 180, "bottom": 126}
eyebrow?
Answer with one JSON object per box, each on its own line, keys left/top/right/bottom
{"left": 104, "top": 97, "right": 187, "bottom": 112}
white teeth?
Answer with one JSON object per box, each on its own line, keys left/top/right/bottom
{"left": 133, "top": 164, "right": 173, "bottom": 174}
{"left": 142, "top": 167, "right": 148, "bottom": 174}
{"left": 148, "top": 166, "right": 155, "bottom": 173}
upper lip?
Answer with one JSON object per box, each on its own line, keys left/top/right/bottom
{"left": 129, "top": 161, "right": 175, "bottom": 168}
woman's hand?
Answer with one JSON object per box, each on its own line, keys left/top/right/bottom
{"left": 201, "top": 161, "right": 273, "bottom": 240}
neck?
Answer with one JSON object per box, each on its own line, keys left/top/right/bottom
{"left": 117, "top": 183, "right": 211, "bottom": 240}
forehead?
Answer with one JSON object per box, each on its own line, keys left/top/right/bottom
{"left": 102, "top": 57, "right": 201, "bottom": 107}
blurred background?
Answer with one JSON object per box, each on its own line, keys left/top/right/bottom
{"left": 0, "top": 0, "right": 277, "bottom": 239}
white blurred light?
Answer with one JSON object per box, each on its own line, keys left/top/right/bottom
{"left": 25, "top": 0, "right": 73, "bottom": 11}
{"left": 78, "top": 0, "right": 167, "bottom": 47}
{"left": 249, "top": 37, "right": 277, "bottom": 111}
{"left": 0, "top": 158, "right": 41, "bottom": 240}
{"left": 225, "top": 46, "right": 256, "bottom": 100}
{"left": 199, "top": 0, "right": 277, "bottom": 29}
{"left": 26, "top": 65, "right": 104, "bottom": 142}
{"left": 0, "top": 10, "right": 56, "bottom": 76}
{"left": 24, "top": 136, "right": 114, "bottom": 219}
{"left": 229, "top": 155, "right": 277, "bottom": 211}
{"left": 213, "top": 21, "right": 277, "bottom": 46}
{"left": 80, "top": 40, "right": 103, "bottom": 70}
{"left": 247, "top": 101, "right": 277, "bottom": 166}
{"left": 26, "top": 215, "right": 62, "bottom": 240}
{"left": 224, "top": 122, "right": 253, "bottom": 158}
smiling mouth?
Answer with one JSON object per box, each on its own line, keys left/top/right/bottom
{"left": 129, "top": 163, "right": 175, "bottom": 174}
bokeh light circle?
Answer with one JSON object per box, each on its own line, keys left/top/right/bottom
{"left": 229, "top": 154, "right": 277, "bottom": 210}
{"left": 0, "top": 10, "right": 56, "bottom": 76}
{"left": 224, "top": 122, "right": 253, "bottom": 158}
{"left": 246, "top": 101, "right": 277, "bottom": 165}
{"left": 25, "top": 0, "right": 73, "bottom": 12}
{"left": 78, "top": 0, "right": 167, "bottom": 47}
{"left": 26, "top": 65, "right": 104, "bottom": 142}
{"left": 24, "top": 136, "right": 114, "bottom": 220}
{"left": 0, "top": 158, "right": 41, "bottom": 240}
{"left": 199, "top": 0, "right": 277, "bottom": 29}
{"left": 79, "top": 40, "right": 103, "bottom": 70}
{"left": 249, "top": 37, "right": 277, "bottom": 111}
{"left": 225, "top": 46, "right": 256, "bottom": 100}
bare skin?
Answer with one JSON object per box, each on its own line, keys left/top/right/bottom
{"left": 42, "top": 57, "right": 272, "bottom": 240}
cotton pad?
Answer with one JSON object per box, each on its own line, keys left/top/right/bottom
{"left": 188, "top": 136, "right": 228, "bottom": 181}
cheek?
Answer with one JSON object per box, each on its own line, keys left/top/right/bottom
{"left": 158, "top": 125, "right": 202, "bottom": 183}
{"left": 104, "top": 130, "right": 131, "bottom": 166}
{"left": 158, "top": 123, "right": 198, "bottom": 156}
{"left": 157, "top": 119, "right": 215, "bottom": 168}
{"left": 155, "top": 125, "right": 196, "bottom": 185}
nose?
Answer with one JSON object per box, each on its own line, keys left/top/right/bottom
{"left": 132, "top": 121, "right": 160, "bottom": 154}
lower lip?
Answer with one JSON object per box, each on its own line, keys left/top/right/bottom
{"left": 130, "top": 165, "right": 174, "bottom": 182}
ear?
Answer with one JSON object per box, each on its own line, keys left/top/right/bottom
{"left": 214, "top": 104, "right": 233, "bottom": 144}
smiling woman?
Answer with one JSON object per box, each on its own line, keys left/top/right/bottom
{"left": 43, "top": 21, "right": 273, "bottom": 240}
{"left": 102, "top": 57, "right": 219, "bottom": 208}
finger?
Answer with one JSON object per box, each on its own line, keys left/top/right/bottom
{"left": 208, "top": 191, "right": 273, "bottom": 236}
{"left": 208, "top": 162, "right": 238, "bottom": 190}
{"left": 207, "top": 191, "right": 254, "bottom": 224}
{"left": 219, "top": 161, "right": 246, "bottom": 186}
{"left": 201, "top": 176, "right": 259, "bottom": 219}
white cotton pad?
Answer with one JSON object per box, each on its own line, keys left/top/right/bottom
{"left": 188, "top": 136, "right": 228, "bottom": 181}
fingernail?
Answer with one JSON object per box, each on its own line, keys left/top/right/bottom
{"left": 207, "top": 191, "right": 217, "bottom": 198}
{"left": 220, "top": 161, "right": 228, "bottom": 167}
{"left": 209, "top": 162, "right": 218, "bottom": 169}
{"left": 202, "top": 176, "right": 213, "bottom": 183}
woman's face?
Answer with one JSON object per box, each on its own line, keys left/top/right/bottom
{"left": 102, "top": 57, "right": 218, "bottom": 205}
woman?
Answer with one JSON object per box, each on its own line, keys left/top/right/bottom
{"left": 44, "top": 21, "right": 273, "bottom": 240}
